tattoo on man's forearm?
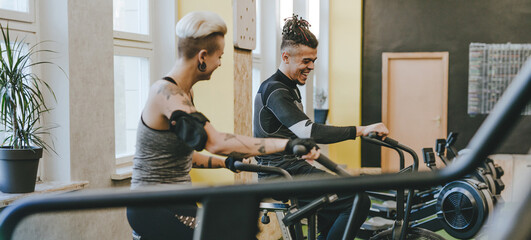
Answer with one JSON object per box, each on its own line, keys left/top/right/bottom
{"left": 208, "top": 156, "right": 212, "bottom": 168}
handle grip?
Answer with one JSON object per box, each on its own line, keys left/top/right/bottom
{"left": 422, "top": 148, "right": 436, "bottom": 169}
{"left": 435, "top": 139, "right": 446, "bottom": 155}
{"left": 367, "top": 132, "right": 399, "bottom": 147}
{"left": 292, "top": 145, "right": 308, "bottom": 156}
{"left": 233, "top": 161, "right": 292, "bottom": 179}
{"left": 446, "top": 132, "right": 458, "bottom": 147}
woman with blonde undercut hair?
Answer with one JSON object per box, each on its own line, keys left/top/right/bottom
{"left": 126, "top": 11, "right": 319, "bottom": 240}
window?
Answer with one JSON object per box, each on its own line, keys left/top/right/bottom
{"left": 113, "top": 53, "right": 150, "bottom": 160}
{"left": 0, "top": 0, "right": 34, "bottom": 23}
{"left": 113, "top": 0, "right": 151, "bottom": 41}
{"left": 253, "top": 0, "right": 328, "bottom": 118}
{"left": 0, "top": 36, "right": 31, "bottom": 143}
{"left": 0, "top": 0, "right": 28, "bottom": 12}
{"left": 251, "top": 0, "right": 262, "bottom": 124}
{"left": 279, "top": 0, "right": 293, "bottom": 30}
{"left": 113, "top": 0, "right": 153, "bottom": 170}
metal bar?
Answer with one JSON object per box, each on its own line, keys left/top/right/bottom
{"left": 194, "top": 195, "right": 260, "bottom": 240}
{"left": 0, "top": 59, "right": 530, "bottom": 240}
{"left": 341, "top": 194, "right": 361, "bottom": 240}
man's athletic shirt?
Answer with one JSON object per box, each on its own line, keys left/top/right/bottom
{"left": 253, "top": 70, "right": 357, "bottom": 173}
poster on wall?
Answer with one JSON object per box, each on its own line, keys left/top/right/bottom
{"left": 468, "top": 43, "right": 531, "bottom": 116}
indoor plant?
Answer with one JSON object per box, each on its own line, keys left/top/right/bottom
{"left": 0, "top": 24, "right": 56, "bottom": 193}
{"left": 314, "top": 87, "right": 329, "bottom": 124}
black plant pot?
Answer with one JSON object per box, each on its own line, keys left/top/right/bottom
{"left": 0, "top": 147, "right": 42, "bottom": 193}
{"left": 314, "top": 109, "right": 329, "bottom": 124}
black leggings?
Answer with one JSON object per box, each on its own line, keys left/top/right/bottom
{"left": 127, "top": 204, "right": 197, "bottom": 240}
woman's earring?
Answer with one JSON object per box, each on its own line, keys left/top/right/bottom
{"left": 198, "top": 62, "right": 207, "bottom": 72}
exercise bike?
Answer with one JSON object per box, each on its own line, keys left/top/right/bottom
{"left": 357, "top": 134, "right": 445, "bottom": 240}
{"left": 234, "top": 160, "right": 332, "bottom": 240}
{"left": 233, "top": 154, "right": 356, "bottom": 240}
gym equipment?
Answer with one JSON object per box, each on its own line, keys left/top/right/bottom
{"left": 431, "top": 133, "right": 504, "bottom": 239}
{"left": 436, "top": 178, "right": 494, "bottom": 239}
{"left": 234, "top": 153, "right": 360, "bottom": 240}
{"left": 362, "top": 130, "right": 508, "bottom": 240}
{"left": 359, "top": 134, "right": 444, "bottom": 240}
{"left": 233, "top": 160, "right": 322, "bottom": 240}
{"left": 437, "top": 133, "right": 505, "bottom": 196}
{"left": 0, "top": 58, "right": 529, "bottom": 240}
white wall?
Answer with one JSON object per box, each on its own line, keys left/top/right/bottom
{"left": 38, "top": 0, "right": 71, "bottom": 182}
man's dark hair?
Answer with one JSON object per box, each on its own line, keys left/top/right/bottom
{"left": 281, "top": 14, "right": 318, "bottom": 52}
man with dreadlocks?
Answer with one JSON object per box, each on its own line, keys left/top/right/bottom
{"left": 253, "top": 14, "right": 389, "bottom": 239}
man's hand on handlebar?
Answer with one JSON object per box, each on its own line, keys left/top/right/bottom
{"left": 301, "top": 147, "right": 320, "bottom": 164}
{"left": 284, "top": 138, "right": 320, "bottom": 162}
{"left": 285, "top": 138, "right": 318, "bottom": 155}
{"left": 357, "top": 123, "right": 389, "bottom": 138}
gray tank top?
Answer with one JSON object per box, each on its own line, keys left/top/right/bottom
{"left": 131, "top": 117, "right": 194, "bottom": 188}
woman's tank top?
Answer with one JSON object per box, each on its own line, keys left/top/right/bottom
{"left": 131, "top": 117, "right": 194, "bottom": 188}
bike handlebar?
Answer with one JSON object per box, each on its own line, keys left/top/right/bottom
{"left": 233, "top": 161, "right": 292, "bottom": 180}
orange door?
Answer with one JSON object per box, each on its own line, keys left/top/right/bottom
{"left": 381, "top": 52, "right": 448, "bottom": 172}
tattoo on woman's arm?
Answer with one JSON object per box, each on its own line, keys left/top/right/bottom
{"left": 224, "top": 133, "right": 237, "bottom": 141}
{"left": 193, "top": 162, "right": 205, "bottom": 168}
{"left": 223, "top": 134, "right": 251, "bottom": 148}
{"left": 157, "top": 85, "right": 185, "bottom": 100}
{"left": 256, "top": 139, "right": 266, "bottom": 154}
{"left": 182, "top": 98, "right": 194, "bottom": 107}
{"left": 228, "top": 152, "right": 249, "bottom": 158}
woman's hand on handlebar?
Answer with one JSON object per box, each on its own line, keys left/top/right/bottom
{"left": 357, "top": 123, "right": 389, "bottom": 138}
{"left": 225, "top": 156, "right": 251, "bottom": 173}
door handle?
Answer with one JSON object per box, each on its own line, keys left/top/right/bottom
{"left": 432, "top": 116, "right": 441, "bottom": 127}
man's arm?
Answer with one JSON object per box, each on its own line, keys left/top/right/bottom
{"left": 266, "top": 88, "right": 387, "bottom": 144}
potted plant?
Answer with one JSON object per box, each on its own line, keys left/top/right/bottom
{"left": 0, "top": 24, "right": 57, "bottom": 193}
{"left": 313, "top": 87, "right": 329, "bottom": 124}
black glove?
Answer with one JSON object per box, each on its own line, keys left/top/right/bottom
{"left": 285, "top": 138, "right": 317, "bottom": 155}
{"left": 225, "top": 156, "right": 242, "bottom": 173}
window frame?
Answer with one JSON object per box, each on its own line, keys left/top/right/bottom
{"left": 112, "top": 0, "right": 154, "bottom": 175}
{"left": 113, "top": 46, "right": 152, "bottom": 166}
{"left": 0, "top": 0, "right": 35, "bottom": 23}
{"left": 112, "top": 0, "right": 153, "bottom": 43}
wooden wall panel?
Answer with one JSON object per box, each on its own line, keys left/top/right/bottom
{"left": 233, "top": 48, "right": 255, "bottom": 184}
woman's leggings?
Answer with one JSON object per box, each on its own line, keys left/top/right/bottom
{"left": 127, "top": 204, "right": 197, "bottom": 240}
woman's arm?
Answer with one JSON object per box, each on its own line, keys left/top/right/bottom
{"left": 203, "top": 122, "right": 289, "bottom": 158}
{"left": 155, "top": 82, "right": 317, "bottom": 158}
{"left": 191, "top": 152, "right": 226, "bottom": 168}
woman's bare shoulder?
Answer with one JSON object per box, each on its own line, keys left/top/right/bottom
{"left": 149, "top": 80, "right": 195, "bottom": 115}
